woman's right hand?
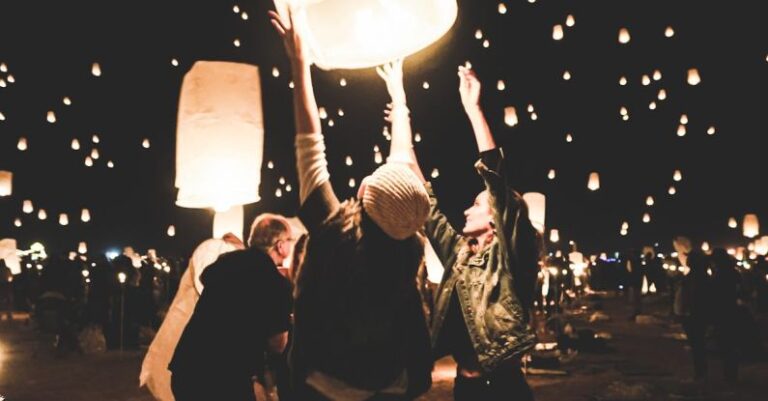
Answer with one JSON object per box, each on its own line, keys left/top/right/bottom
{"left": 269, "top": 8, "right": 309, "bottom": 67}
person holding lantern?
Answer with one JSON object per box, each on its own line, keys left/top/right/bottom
{"left": 271, "top": 8, "right": 433, "bottom": 401}
{"left": 376, "top": 59, "right": 542, "bottom": 400}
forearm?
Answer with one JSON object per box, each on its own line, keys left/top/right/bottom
{"left": 387, "top": 105, "right": 427, "bottom": 182}
{"left": 291, "top": 61, "right": 321, "bottom": 135}
{"left": 465, "top": 106, "right": 496, "bottom": 153}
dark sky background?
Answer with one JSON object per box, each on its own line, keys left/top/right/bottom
{"left": 1, "top": 0, "right": 766, "bottom": 258}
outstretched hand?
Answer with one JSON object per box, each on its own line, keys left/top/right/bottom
{"left": 269, "top": 8, "right": 309, "bottom": 67}
{"left": 458, "top": 65, "right": 482, "bottom": 112}
{"left": 376, "top": 59, "right": 406, "bottom": 106}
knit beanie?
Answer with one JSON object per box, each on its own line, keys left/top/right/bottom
{"left": 362, "top": 163, "right": 430, "bottom": 240}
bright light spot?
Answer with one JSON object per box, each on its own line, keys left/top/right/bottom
{"left": 553, "top": 24, "right": 564, "bottom": 41}
{"left": 707, "top": 126, "right": 716, "bottom": 135}
{"left": 658, "top": 89, "right": 667, "bottom": 100}
{"left": 548, "top": 169, "right": 556, "bottom": 180}
{"left": 566, "top": 15, "right": 575, "bottom": 27}
{"left": 339, "top": 78, "right": 347, "bottom": 87}
{"left": 47, "top": 111, "right": 56, "bottom": 123}
{"left": 677, "top": 124, "right": 687, "bottom": 137}
{"left": 687, "top": 68, "right": 701, "bottom": 85}
{"left": 497, "top": 80, "right": 506, "bottom": 91}
{"left": 241, "top": 11, "right": 248, "bottom": 20}
{"left": 619, "top": 76, "right": 627, "bottom": 86}
{"left": 482, "top": 40, "right": 490, "bottom": 48}
{"left": 431, "top": 168, "right": 440, "bottom": 179}
{"left": 618, "top": 28, "right": 631, "bottom": 44}
{"left": 91, "top": 62, "right": 102, "bottom": 77}
{"left": 142, "top": 138, "right": 151, "bottom": 149}
{"left": 498, "top": 3, "right": 507, "bottom": 14}
{"left": 92, "top": 134, "right": 100, "bottom": 144}
{"left": 272, "top": 67, "right": 280, "bottom": 77}
{"left": 345, "top": 156, "right": 353, "bottom": 166}
{"left": 171, "top": 58, "right": 179, "bottom": 67}
{"left": 665, "top": 26, "right": 675, "bottom": 38}
{"left": 475, "top": 29, "right": 483, "bottom": 39}
{"left": 649, "top": 101, "right": 657, "bottom": 110}
{"left": 680, "top": 114, "right": 689, "bottom": 125}
{"left": 233, "top": 38, "right": 241, "bottom": 47}
{"left": 63, "top": 97, "right": 72, "bottom": 106}
{"left": 423, "top": 81, "right": 430, "bottom": 89}
{"left": 563, "top": 70, "right": 572, "bottom": 80}
{"left": 348, "top": 178, "right": 356, "bottom": 188}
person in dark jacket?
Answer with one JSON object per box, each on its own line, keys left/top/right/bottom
{"left": 169, "top": 214, "right": 294, "bottom": 401}
{"left": 679, "top": 250, "right": 712, "bottom": 381}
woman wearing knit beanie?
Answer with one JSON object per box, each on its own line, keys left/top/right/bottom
{"left": 378, "top": 60, "right": 543, "bottom": 400}
{"left": 271, "top": 9, "right": 433, "bottom": 401}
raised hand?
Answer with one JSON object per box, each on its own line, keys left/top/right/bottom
{"left": 458, "top": 65, "right": 482, "bottom": 113}
{"left": 376, "top": 59, "right": 406, "bottom": 106}
{"left": 268, "top": 9, "right": 309, "bottom": 67}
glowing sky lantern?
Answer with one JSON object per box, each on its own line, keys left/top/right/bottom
{"left": 743, "top": 214, "right": 760, "bottom": 238}
{"left": 619, "top": 76, "right": 627, "bottom": 86}
{"left": 665, "top": 26, "right": 675, "bottom": 38}
{"left": 414, "top": 133, "right": 422, "bottom": 142}
{"left": 701, "top": 242, "right": 711, "bottom": 252}
{"left": 63, "top": 96, "right": 72, "bottom": 106}
{"left": 504, "top": 106, "right": 518, "bottom": 127}
{"left": 646, "top": 196, "right": 654, "bottom": 206}
{"left": 85, "top": 156, "right": 94, "bottom": 167}
{"left": 687, "top": 68, "right": 701, "bottom": 85}
{"left": 318, "top": 107, "right": 328, "bottom": 119}
{"left": 430, "top": 168, "right": 439, "bottom": 179}
{"left": 618, "top": 28, "right": 631, "bottom": 44}
{"left": 175, "top": 61, "right": 264, "bottom": 212}
{"left": 641, "top": 75, "right": 650, "bottom": 86}
{"left": 0, "top": 111, "right": 5, "bottom": 120}
{"left": 272, "top": 0, "right": 458, "bottom": 69}
{"left": 0, "top": 171, "right": 12, "bottom": 196}
{"left": 475, "top": 29, "right": 483, "bottom": 39}
{"left": 339, "top": 78, "right": 347, "bottom": 87}
{"left": 0, "top": 62, "right": 6, "bottom": 72}
{"left": 588, "top": 172, "right": 600, "bottom": 191}
{"left": 241, "top": 11, "right": 249, "bottom": 20}
{"left": 729, "top": 217, "right": 738, "bottom": 229}
{"left": 620, "top": 106, "right": 628, "bottom": 116}
{"left": 92, "top": 134, "right": 100, "bottom": 144}
{"left": 552, "top": 24, "right": 564, "bottom": 40}
{"left": 47, "top": 111, "right": 56, "bottom": 123}
{"left": 91, "top": 62, "right": 102, "bottom": 77}
{"left": 91, "top": 148, "right": 100, "bottom": 159}
{"left": 523, "top": 192, "right": 546, "bottom": 233}
{"left": 213, "top": 205, "right": 244, "bottom": 240}
{"left": 677, "top": 124, "right": 687, "bottom": 137}
{"left": 621, "top": 221, "right": 629, "bottom": 231}
{"left": 658, "top": 89, "right": 667, "bottom": 100}
{"left": 422, "top": 81, "right": 430, "bottom": 89}
{"left": 643, "top": 213, "right": 651, "bottom": 223}
{"left": 530, "top": 112, "right": 538, "bottom": 121}
{"left": 81, "top": 208, "right": 91, "bottom": 223}
{"left": 755, "top": 236, "right": 768, "bottom": 256}
{"left": 548, "top": 169, "right": 556, "bottom": 180}
{"left": 233, "top": 38, "right": 241, "bottom": 48}
{"left": 649, "top": 101, "right": 657, "bottom": 110}
{"left": 566, "top": 133, "right": 573, "bottom": 143}
{"left": 38, "top": 209, "right": 47, "bottom": 220}
{"left": 272, "top": 67, "right": 280, "bottom": 78}
{"left": 59, "top": 213, "right": 69, "bottom": 226}
{"left": 653, "top": 70, "right": 662, "bottom": 81}
{"left": 482, "top": 40, "right": 490, "bottom": 48}
{"left": 563, "top": 70, "right": 572, "bottom": 80}
{"left": 668, "top": 186, "right": 677, "bottom": 195}
{"left": 167, "top": 225, "right": 176, "bottom": 237}
{"left": 673, "top": 170, "right": 682, "bottom": 182}
{"left": 348, "top": 178, "right": 356, "bottom": 188}
{"left": 14, "top": 218, "right": 22, "bottom": 228}
{"left": 566, "top": 14, "right": 575, "bottom": 27}
{"left": 17, "top": 137, "right": 28, "bottom": 151}
{"left": 707, "top": 126, "right": 716, "bottom": 135}
{"left": 497, "top": 80, "right": 505, "bottom": 91}
{"left": 107, "top": 161, "right": 115, "bottom": 168}
{"left": 171, "top": 58, "right": 179, "bottom": 67}
{"left": 498, "top": 2, "right": 507, "bottom": 14}
{"left": 142, "top": 138, "right": 151, "bottom": 149}
{"left": 337, "top": 108, "right": 344, "bottom": 116}
{"left": 680, "top": 114, "right": 689, "bottom": 125}
{"left": 549, "top": 229, "right": 559, "bottom": 243}
{"left": 23, "top": 200, "right": 33, "bottom": 214}
{"left": 78, "top": 242, "right": 88, "bottom": 254}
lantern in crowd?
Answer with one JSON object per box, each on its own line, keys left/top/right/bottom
{"left": 504, "top": 106, "right": 518, "bottom": 127}
{"left": 78, "top": 242, "right": 88, "bottom": 254}
{"left": 81, "top": 208, "right": 91, "bottom": 222}
{"left": 0, "top": 171, "right": 12, "bottom": 196}
{"left": 59, "top": 213, "right": 69, "bottom": 226}
{"left": 167, "top": 225, "right": 176, "bottom": 237}
{"left": 22, "top": 200, "right": 32, "bottom": 215}
{"left": 175, "top": 61, "right": 264, "bottom": 212}
{"left": 588, "top": 172, "right": 600, "bottom": 191}
{"left": 0, "top": 239, "right": 21, "bottom": 275}
{"left": 743, "top": 214, "right": 760, "bottom": 238}
{"left": 549, "top": 229, "right": 559, "bottom": 243}
{"left": 755, "top": 236, "right": 768, "bottom": 256}
{"left": 273, "top": 0, "right": 458, "bottom": 70}
{"left": 687, "top": 68, "right": 701, "bottom": 85}
{"left": 522, "top": 192, "right": 545, "bottom": 233}
{"left": 213, "top": 205, "right": 244, "bottom": 241}
{"left": 728, "top": 217, "right": 738, "bottom": 228}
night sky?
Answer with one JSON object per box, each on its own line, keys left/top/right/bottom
{"left": 1, "top": 0, "right": 766, "bottom": 258}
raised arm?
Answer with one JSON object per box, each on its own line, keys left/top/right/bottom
{"left": 458, "top": 66, "right": 496, "bottom": 153}
{"left": 270, "top": 9, "right": 338, "bottom": 229}
{"left": 376, "top": 59, "right": 426, "bottom": 183}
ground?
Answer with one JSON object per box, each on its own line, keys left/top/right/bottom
{"left": 1, "top": 293, "right": 766, "bottom": 401}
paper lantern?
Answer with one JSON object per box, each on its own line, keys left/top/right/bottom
{"left": 414, "top": 133, "right": 422, "bottom": 142}
{"left": 566, "top": 14, "right": 575, "bottom": 27}
{"left": 619, "top": 76, "right": 627, "bottom": 86}
{"left": 548, "top": 169, "right": 556, "bottom": 180}
{"left": 92, "top": 134, "right": 100, "bottom": 144}
{"left": 59, "top": 213, "right": 69, "bottom": 226}
{"left": 107, "top": 161, "right": 114, "bottom": 168}
{"left": 658, "top": 89, "right": 667, "bottom": 100}
{"left": 0, "top": 111, "right": 5, "bottom": 120}
{"left": 348, "top": 178, "right": 356, "bottom": 188}
{"left": 552, "top": 24, "right": 564, "bottom": 40}
{"left": 213, "top": 205, "right": 244, "bottom": 241}
{"left": 646, "top": 196, "right": 655, "bottom": 206}
{"left": 588, "top": 172, "right": 600, "bottom": 191}
{"left": 566, "top": 134, "right": 573, "bottom": 143}
{"left": 728, "top": 217, "right": 738, "bottom": 228}
{"left": 241, "top": 11, "right": 249, "bottom": 20}
{"left": 81, "top": 208, "right": 91, "bottom": 223}
{"left": 167, "top": 225, "right": 176, "bottom": 237}
{"left": 498, "top": 2, "right": 507, "bottom": 14}
{"left": 743, "top": 214, "right": 759, "bottom": 238}
{"left": 653, "top": 70, "right": 662, "bottom": 81}
{"left": 677, "top": 124, "right": 687, "bottom": 137}
{"left": 482, "top": 40, "right": 490, "bottom": 49}
{"left": 475, "top": 29, "right": 483, "bottom": 39}
{"left": 171, "top": 58, "right": 179, "bottom": 67}
{"left": 85, "top": 156, "right": 93, "bottom": 167}
{"left": 755, "top": 236, "right": 768, "bottom": 256}
{"left": 142, "top": 138, "right": 151, "bottom": 149}
{"left": 563, "top": 71, "right": 572, "bottom": 81}
{"left": 91, "top": 62, "right": 102, "bottom": 77}
{"left": 668, "top": 186, "right": 677, "bottom": 195}
{"left": 337, "top": 108, "right": 345, "bottom": 117}
{"left": 642, "top": 75, "right": 650, "bottom": 86}
{"left": 14, "top": 218, "right": 22, "bottom": 227}
{"left": 701, "top": 242, "right": 710, "bottom": 253}
{"left": 673, "top": 170, "right": 682, "bottom": 182}
{"left": 0, "top": 62, "right": 6, "bottom": 72}
{"left": 665, "top": 26, "right": 675, "bottom": 37}
{"left": 643, "top": 213, "right": 651, "bottom": 223}
{"left": 339, "top": 78, "right": 347, "bottom": 87}
{"left": 17, "top": 137, "right": 28, "bottom": 151}
{"left": 38, "top": 209, "right": 47, "bottom": 220}
{"left": 497, "top": 80, "right": 505, "bottom": 91}
{"left": 175, "top": 61, "right": 264, "bottom": 211}
{"left": 680, "top": 114, "right": 689, "bottom": 125}
{"left": 430, "top": 169, "right": 439, "bottom": 179}
{"left": 273, "top": 0, "right": 458, "bottom": 70}
{"left": 47, "top": 111, "right": 56, "bottom": 123}
{"left": 649, "top": 102, "right": 657, "bottom": 110}
{"left": 621, "top": 221, "right": 630, "bottom": 231}
{"left": 530, "top": 112, "right": 538, "bottom": 121}
{"left": 522, "top": 192, "right": 546, "bottom": 233}
{"left": 618, "top": 28, "right": 631, "bottom": 44}
{"left": 23, "top": 200, "right": 33, "bottom": 214}
{"left": 504, "top": 106, "right": 518, "bottom": 127}
{"left": 0, "top": 171, "right": 12, "bottom": 196}
{"left": 63, "top": 97, "right": 72, "bottom": 106}
{"left": 0, "top": 239, "right": 21, "bottom": 275}
{"left": 71, "top": 139, "right": 81, "bottom": 150}
{"left": 687, "top": 68, "right": 701, "bottom": 85}
{"left": 78, "top": 242, "right": 88, "bottom": 254}
{"left": 91, "top": 149, "right": 100, "bottom": 160}
{"left": 549, "top": 229, "right": 559, "bottom": 243}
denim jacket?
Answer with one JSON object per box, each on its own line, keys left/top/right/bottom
{"left": 425, "top": 148, "right": 539, "bottom": 372}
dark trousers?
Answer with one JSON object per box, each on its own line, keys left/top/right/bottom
{"left": 293, "top": 382, "right": 411, "bottom": 401}
{"left": 453, "top": 363, "right": 534, "bottom": 401}
{"left": 171, "top": 372, "right": 256, "bottom": 401}
{"left": 682, "top": 316, "right": 709, "bottom": 379}
{"left": 682, "top": 315, "right": 739, "bottom": 382}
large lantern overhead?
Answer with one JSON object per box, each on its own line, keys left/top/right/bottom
{"left": 743, "top": 214, "right": 759, "bottom": 238}
{"left": 213, "top": 205, "right": 244, "bottom": 241}
{"left": 522, "top": 192, "right": 546, "bottom": 233}
{"left": 175, "top": 61, "right": 264, "bottom": 211}
{"left": 273, "top": 0, "right": 458, "bottom": 70}
{"left": 0, "top": 171, "right": 12, "bottom": 196}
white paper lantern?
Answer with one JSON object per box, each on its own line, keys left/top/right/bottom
{"left": 175, "top": 61, "right": 264, "bottom": 211}
{"left": 673, "top": 170, "right": 682, "bottom": 182}
{"left": 59, "top": 213, "right": 69, "bottom": 226}
{"left": 38, "top": 209, "right": 47, "bottom": 220}
{"left": 213, "top": 205, "right": 244, "bottom": 241}
{"left": 743, "top": 214, "right": 759, "bottom": 238}
{"left": 81, "top": 208, "right": 91, "bottom": 223}
{"left": 17, "top": 137, "right": 28, "bottom": 151}
{"left": 588, "top": 172, "right": 600, "bottom": 191}
{"left": 552, "top": 24, "right": 564, "bottom": 40}
{"left": 167, "top": 225, "right": 176, "bottom": 237}
{"left": 646, "top": 196, "right": 654, "bottom": 206}
{"left": 549, "top": 229, "right": 559, "bottom": 243}
{"left": 273, "top": 0, "right": 458, "bottom": 70}
{"left": 523, "top": 192, "right": 546, "bottom": 233}
{"left": 643, "top": 213, "right": 651, "bottom": 223}
{"left": 71, "top": 139, "right": 81, "bottom": 150}
{"left": 618, "top": 28, "right": 631, "bottom": 44}
{"left": 14, "top": 218, "right": 22, "bottom": 228}
{"left": 0, "top": 239, "right": 21, "bottom": 275}
{"left": 548, "top": 169, "right": 556, "bottom": 180}
{"left": 504, "top": 106, "right": 518, "bottom": 127}
{"left": 91, "top": 62, "right": 102, "bottom": 77}
{"left": 728, "top": 217, "right": 738, "bottom": 229}
{"left": 0, "top": 171, "right": 12, "bottom": 197}
{"left": 78, "top": 242, "right": 88, "bottom": 254}
{"left": 755, "top": 236, "right": 768, "bottom": 256}
{"left": 665, "top": 26, "right": 675, "bottom": 38}
{"left": 687, "top": 68, "right": 701, "bottom": 85}
{"left": 565, "top": 14, "right": 575, "bottom": 27}
{"left": 23, "top": 200, "right": 33, "bottom": 214}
